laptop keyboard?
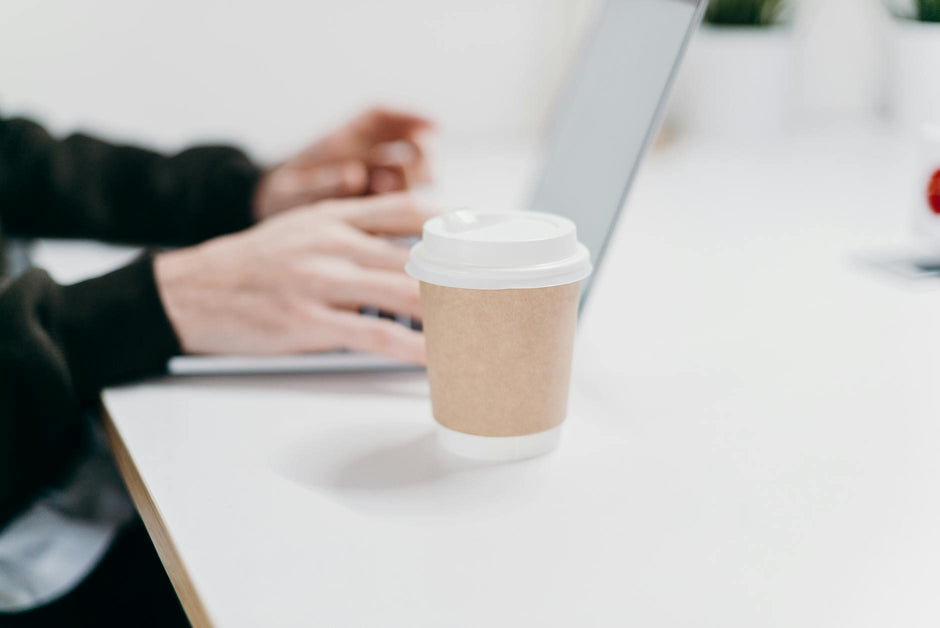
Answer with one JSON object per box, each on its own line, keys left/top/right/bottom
{"left": 360, "top": 307, "right": 422, "bottom": 332}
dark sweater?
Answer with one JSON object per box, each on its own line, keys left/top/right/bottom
{"left": 0, "top": 112, "right": 262, "bottom": 527}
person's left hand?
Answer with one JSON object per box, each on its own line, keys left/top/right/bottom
{"left": 254, "top": 107, "right": 434, "bottom": 221}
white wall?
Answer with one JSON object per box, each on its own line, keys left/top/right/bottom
{"left": 0, "top": 0, "right": 900, "bottom": 162}
{"left": 0, "top": 0, "right": 593, "bottom": 161}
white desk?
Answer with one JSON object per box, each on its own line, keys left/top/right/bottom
{"left": 37, "top": 127, "right": 940, "bottom": 627}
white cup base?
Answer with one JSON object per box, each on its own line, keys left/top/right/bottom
{"left": 435, "top": 423, "right": 562, "bottom": 462}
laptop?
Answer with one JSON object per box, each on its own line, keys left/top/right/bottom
{"left": 169, "top": 0, "right": 706, "bottom": 375}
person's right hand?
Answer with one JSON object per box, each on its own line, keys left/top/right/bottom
{"left": 253, "top": 107, "right": 434, "bottom": 221}
{"left": 153, "top": 192, "right": 432, "bottom": 363}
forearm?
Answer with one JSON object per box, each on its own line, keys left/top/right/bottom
{"left": 0, "top": 114, "right": 261, "bottom": 245}
{"left": 0, "top": 255, "right": 180, "bottom": 525}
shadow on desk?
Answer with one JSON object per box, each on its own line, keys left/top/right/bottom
{"left": 269, "top": 424, "right": 552, "bottom": 520}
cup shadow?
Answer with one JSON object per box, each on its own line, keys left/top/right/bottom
{"left": 271, "top": 424, "right": 541, "bottom": 519}
{"left": 330, "top": 433, "right": 498, "bottom": 491}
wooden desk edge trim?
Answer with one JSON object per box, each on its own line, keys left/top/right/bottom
{"left": 101, "top": 404, "right": 214, "bottom": 628}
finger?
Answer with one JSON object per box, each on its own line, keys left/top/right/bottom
{"left": 367, "top": 140, "right": 419, "bottom": 168}
{"left": 369, "top": 165, "right": 407, "bottom": 194}
{"left": 367, "top": 139, "right": 432, "bottom": 189}
{"left": 319, "top": 308, "right": 426, "bottom": 364}
{"left": 324, "top": 193, "right": 438, "bottom": 236}
{"left": 343, "top": 229, "right": 411, "bottom": 271}
{"left": 260, "top": 161, "right": 369, "bottom": 217}
{"left": 328, "top": 266, "right": 422, "bottom": 319}
{"left": 288, "top": 160, "right": 369, "bottom": 204}
{"left": 357, "top": 106, "right": 435, "bottom": 141}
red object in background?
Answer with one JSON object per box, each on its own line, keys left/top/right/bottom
{"left": 930, "top": 169, "right": 940, "bottom": 215}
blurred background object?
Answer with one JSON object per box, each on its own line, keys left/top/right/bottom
{"left": 886, "top": 0, "right": 940, "bottom": 133}
{"left": 670, "top": 0, "right": 795, "bottom": 140}
{"left": 909, "top": 124, "right": 940, "bottom": 249}
{"left": 704, "top": 0, "right": 786, "bottom": 24}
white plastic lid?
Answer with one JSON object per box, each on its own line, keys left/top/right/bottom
{"left": 405, "top": 210, "right": 592, "bottom": 290}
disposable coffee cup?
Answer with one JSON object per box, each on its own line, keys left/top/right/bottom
{"left": 406, "top": 210, "right": 592, "bottom": 461}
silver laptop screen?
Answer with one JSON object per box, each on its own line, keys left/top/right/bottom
{"left": 528, "top": 0, "right": 704, "bottom": 303}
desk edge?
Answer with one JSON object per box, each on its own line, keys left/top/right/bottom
{"left": 102, "top": 403, "right": 214, "bottom": 628}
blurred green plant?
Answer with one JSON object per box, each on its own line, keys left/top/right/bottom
{"left": 918, "top": 0, "right": 940, "bottom": 21}
{"left": 887, "top": 0, "right": 940, "bottom": 21}
{"left": 704, "top": 0, "right": 785, "bottom": 26}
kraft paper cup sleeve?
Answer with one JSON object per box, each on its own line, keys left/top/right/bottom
{"left": 407, "top": 210, "right": 591, "bottom": 461}
{"left": 421, "top": 281, "right": 580, "bottom": 439}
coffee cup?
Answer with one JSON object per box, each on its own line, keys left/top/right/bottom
{"left": 406, "top": 209, "right": 592, "bottom": 461}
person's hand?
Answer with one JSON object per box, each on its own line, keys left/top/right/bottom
{"left": 253, "top": 107, "right": 434, "bottom": 221}
{"left": 154, "top": 192, "right": 432, "bottom": 363}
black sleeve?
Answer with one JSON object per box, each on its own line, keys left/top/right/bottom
{"left": 0, "top": 254, "right": 180, "bottom": 526}
{"left": 0, "top": 113, "right": 261, "bottom": 245}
